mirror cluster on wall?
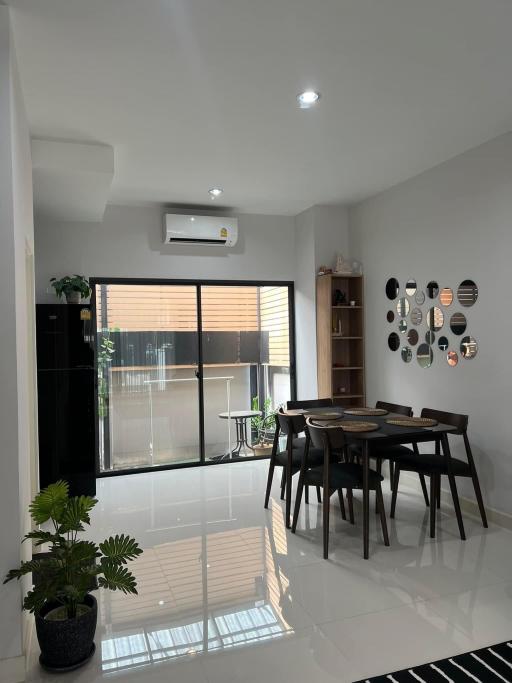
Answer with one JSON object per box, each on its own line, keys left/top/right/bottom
{"left": 386, "top": 277, "right": 478, "bottom": 368}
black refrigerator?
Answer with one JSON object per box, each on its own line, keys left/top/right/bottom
{"left": 36, "top": 304, "right": 96, "bottom": 496}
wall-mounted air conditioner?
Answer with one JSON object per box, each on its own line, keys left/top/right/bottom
{"left": 163, "top": 213, "right": 238, "bottom": 247}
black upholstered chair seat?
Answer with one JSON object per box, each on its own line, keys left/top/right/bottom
{"left": 305, "top": 462, "right": 383, "bottom": 489}
{"left": 275, "top": 446, "right": 324, "bottom": 469}
{"left": 397, "top": 453, "right": 471, "bottom": 476}
{"left": 348, "top": 442, "right": 414, "bottom": 461}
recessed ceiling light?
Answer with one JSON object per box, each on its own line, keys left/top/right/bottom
{"left": 297, "top": 90, "right": 320, "bottom": 109}
{"left": 209, "top": 188, "right": 223, "bottom": 199}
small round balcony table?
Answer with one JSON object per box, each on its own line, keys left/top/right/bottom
{"left": 218, "top": 410, "right": 261, "bottom": 458}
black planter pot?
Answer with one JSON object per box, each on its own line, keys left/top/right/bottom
{"left": 35, "top": 594, "right": 97, "bottom": 672}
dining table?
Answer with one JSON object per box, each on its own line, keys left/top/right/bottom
{"left": 284, "top": 407, "right": 460, "bottom": 559}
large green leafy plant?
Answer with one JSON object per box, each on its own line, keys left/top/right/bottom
{"left": 50, "top": 275, "right": 91, "bottom": 300}
{"left": 4, "top": 481, "right": 142, "bottom": 619}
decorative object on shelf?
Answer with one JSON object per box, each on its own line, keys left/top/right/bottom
{"left": 457, "top": 279, "right": 478, "bottom": 307}
{"left": 334, "top": 253, "right": 353, "bottom": 275}
{"left": 460, "top": 335, "right": 478, "bottom": 359}
{"left": 333, "top": 289, "right": 347, "bottom": 305}
{"left": 450, "top": 311, "right": 467, "bottom": 335}
{"left": 440, "top": 287, "right": 453, "bottom": 306}
{"left": 351, "top": 260, "right": 363, "bottom": 275}
{"left": 426, "top": 281, "right": 439, "bottom": 299}
{"left": 317, "top": 265, "right": 332, "bottom": 275}
{"left": 405, "top": 279, "right": 417, "bottom": 296}
{"left": 4, "top": 481, "right": 142, "bottom": 672}
{"left": 447, "top": 350, "right": 459, "bottom": 366}
{"left": 385, "top": 277, "right": 399, "bottom": 300}
{"left": 350, "top": 300, "right": 356, "bottom": 307}
{"left": 417, "top": 343, "right": 433, "bottom": 368}
{"left": 415, "top": 290, "right": 426, "bottom": 305}
{"left": 50, "top": 275, "right": 91, "bottom": 304}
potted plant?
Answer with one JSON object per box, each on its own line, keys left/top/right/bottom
{"left": 251, "top": 396, "right": 277, "bottom": 455}
{"left": 4, "top": 481, "right": 142, "bottom": 672}
{"left": 50, "top": 275, "right": 91, "bottom": 304}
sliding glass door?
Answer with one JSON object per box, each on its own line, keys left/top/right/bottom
{"left": 94, "top": 280, "right": 294, "bottom": 475}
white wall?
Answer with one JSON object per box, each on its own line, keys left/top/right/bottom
{"left": 35, "top": 205, "right": 296, "bottom": 300}
{"left": 350, "top": 132, "right": 512, "bottom": 517}
{"left": 0, "top": 7, "right": 37, "bottom": 681}
{"left": 294, "top": 205, "right": 350, "bottom": 398}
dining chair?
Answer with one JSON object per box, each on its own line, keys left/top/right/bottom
{"left": 263, "top": 412, "right": 323, "bottom": 528}
{"left": 390, "top": 408, "right": 488, "bottom": 539}
{"left": 291, "top": 418, "right": 389, "bottom": 559}
{"left": 286, "top": 398, "right": 333, "bottom": 455}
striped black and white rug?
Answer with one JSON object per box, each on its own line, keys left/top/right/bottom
{"left": 355, "top": 640, "right": 512, "bottom": 682}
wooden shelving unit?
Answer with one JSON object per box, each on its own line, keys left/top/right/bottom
{"left": 316, "top": 273, "right": 365, "bottom": 407}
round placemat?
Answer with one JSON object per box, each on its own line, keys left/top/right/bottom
{"left": 303, "top": 411, "right": 343, "bottom": 420}
{"left": 309, "top": 419, "right": 379, "bottom": 432}
{"left": 386, "top": 417, "right": 438, "bottom": 427}
{"left": 344, "top": 407, "right": 389, "bottom": 416}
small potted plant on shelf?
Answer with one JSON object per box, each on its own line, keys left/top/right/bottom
{"left": 50, "top": 275, "right": 91, "bottom": 303}
{"left": 4, "top": 481, "right": 142, "bottom": 672}
{"left": 251, "top": 396, "right": 277, "bottom": 455}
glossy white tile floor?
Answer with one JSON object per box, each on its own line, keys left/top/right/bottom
{"left": 27, "top": 460, "right": 512, "bottom": 682}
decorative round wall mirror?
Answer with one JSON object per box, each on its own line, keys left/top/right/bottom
{"left": 417, "top": 343, "right": 433, "bottom": 368}
{"left": 388, "top": 332, "right": 400, "bottom": 351}
{"left": 460, "top": 335, "right": 478, "bottom": 359}
{"left": 427, "top": 306, "right": 444, "bottom": 331}
{"left": 440, "top": 288, "right": 453, "bottom": 306}
{"left": 415, "top": 290, "right": 425, "bottom": 305}
{"left": 405, "top": 279, "right": 417, "bottom": 296}
{"left": 447, "top": 351, "right": 459, "bottom": 367}
{"left": 457, "top": 280, "right": 478, "bottom": 307}
{"left": 450, "top": 312, "right": 467, "bottom": 336}
{"left": 386, "top": 278, "right": 400, "bottom": 300}
{"left": 425, "top": 331, "right": 436, "bottom": 344}
{"left": 387, "top": 310, "right": 395, "bottom": 323}
{"left": 399, "top": 320, "right": 407, "bottom": 333}
{"left": 427, "top": 281, "right": 439, "bottom": 299}
{"left": 401, "top": 347, "right": 413, "bottom": 363}
{"left": 407, "top": 329, "right": 419, "bottom": 346}
{"left": 396, "top": 297, "right": 410, "bottom": 317}
{"left": 411, "top": 308, "right": 422, "bottom": 325}
{"left": 438, "top": 336, "right": 449, "bottom": 351}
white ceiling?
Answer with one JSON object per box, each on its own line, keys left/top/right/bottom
{"left": 8, "top": 0, "right": 512, "bottom": 216}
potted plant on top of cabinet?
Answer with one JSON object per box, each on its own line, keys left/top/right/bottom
{"left": 50, "top": 275, "right": 91, "bottom": 303}
{"left": 4, "top": 481, "right": 142, "bottom": 672}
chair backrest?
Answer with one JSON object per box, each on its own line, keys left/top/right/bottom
{"left": 376, "top": 400, "right": 413, "bottom": 417}
{"left": 277, "top": 412, "right": 307, "bottom": 437}
{"left": 287, "top": 398, "right": 333, "bottom": 410}
{"left": 421, "top": 408, "right": 468, "bottom": 434}
{"left": 306, "top": 418, "right": 347, "bottom": 451}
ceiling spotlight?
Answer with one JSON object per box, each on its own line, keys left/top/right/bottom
{"left": 209, "top": 188, "right": 223, "bottom": 199}
{"left": 297, "top": 90, "right": 320, "bottom": 109}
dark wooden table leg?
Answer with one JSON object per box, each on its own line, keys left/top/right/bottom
{"left": 442, "top": 433, "right": 466, "bottom": 541}
{"left": 363, "top": 440, "right": 370, "bottom": 559}
{"left": 429, "top": 473, "right": 436, "bottom": 538}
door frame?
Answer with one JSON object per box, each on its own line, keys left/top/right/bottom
{"left": 90, "top": 277, "right": 296, "bottom": 478}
